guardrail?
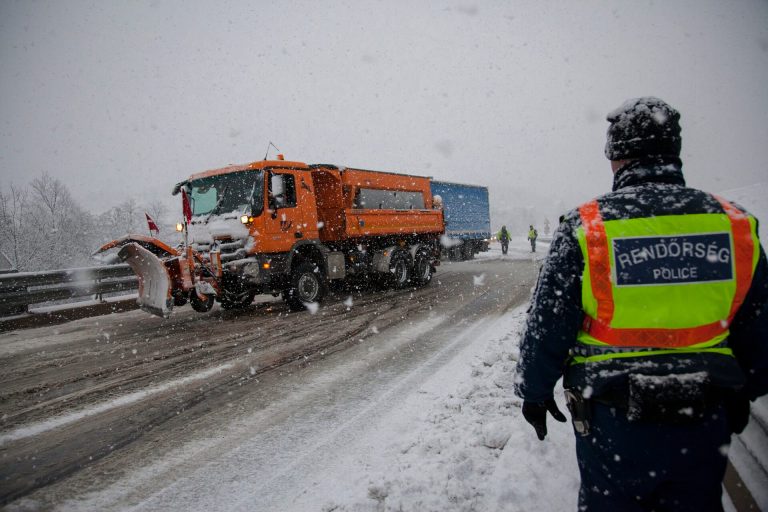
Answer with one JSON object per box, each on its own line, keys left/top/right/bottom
{"left": 0, "top": 265, "right": 138, "bottom": 317}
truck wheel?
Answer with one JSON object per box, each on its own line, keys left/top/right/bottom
{"left": 462, "top": 243, "right": 474, "bottom": 260}
{"left": 389, "top": 251, "right": 412, "bottom": 288}
{"left": 284, "top": 261, "right": 327, "bottom": 311}
{"left": 413, "top": 251, "right": 433, "bottom": 286}
{"left": 190, "top": 292, "right": 215, "bottom": 313}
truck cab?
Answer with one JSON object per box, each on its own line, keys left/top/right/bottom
{"left": 180, "top": 160, "right": 317, "bottom": 258}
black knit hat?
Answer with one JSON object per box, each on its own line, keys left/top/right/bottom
{"left": 604, "top": 97, "right": 681, "bottom": 160}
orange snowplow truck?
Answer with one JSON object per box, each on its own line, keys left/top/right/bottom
{"left": 96, "top": 158, "right": 445, "bottom": 318}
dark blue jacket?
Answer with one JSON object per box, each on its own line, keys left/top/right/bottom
{"left": 515, "top": 159, "right": 768, "bottom": 403}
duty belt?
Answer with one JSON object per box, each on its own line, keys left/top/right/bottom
{"left": 569, "top": 340, "right": 730, "bottom": 358}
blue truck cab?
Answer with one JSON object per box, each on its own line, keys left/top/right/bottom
{"left": 430, "top": 181, "right": 491, "bottom": 261}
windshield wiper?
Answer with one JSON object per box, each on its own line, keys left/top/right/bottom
{"left": 204, "top": 185, "right": 229, "bottom": 224}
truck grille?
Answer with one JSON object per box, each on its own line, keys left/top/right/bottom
{"left": 192, "top": 238, "right": 248, "bottom": 263}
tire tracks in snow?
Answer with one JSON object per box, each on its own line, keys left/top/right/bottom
{"left": 0, "top": 265, "right": 495, "bottom": 505}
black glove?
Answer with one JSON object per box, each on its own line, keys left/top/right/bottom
{"left": 522, "top": 398, "right": 567, "bottom": 441}
{"left": 724, "top": 390, "right": 751, "bottom": 434}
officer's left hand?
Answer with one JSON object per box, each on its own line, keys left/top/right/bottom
{"left": 522, "top": 399, "right": 567, "bottom": 440}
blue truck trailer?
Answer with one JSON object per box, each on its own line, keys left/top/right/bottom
{"left": 430, "top": 180, "right": 491, "bottom": 261}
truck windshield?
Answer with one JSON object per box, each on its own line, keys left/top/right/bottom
{"left": 189, "top": 170, "right": 264, "bottom": 217}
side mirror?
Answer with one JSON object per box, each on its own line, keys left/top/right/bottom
{"left": 269, "top": 174, "right": 287, "bottom": 217}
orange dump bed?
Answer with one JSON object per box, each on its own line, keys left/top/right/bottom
{"left": 311, "top": 167, "right": 444, "bottom": 242}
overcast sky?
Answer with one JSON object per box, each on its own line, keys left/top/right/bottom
{"left": 2, "top": 0, "right": 767, "bottom": 225}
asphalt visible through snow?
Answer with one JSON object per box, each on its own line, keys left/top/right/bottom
{"left": 0, "top": 254, "right": 540, "bottom": 510}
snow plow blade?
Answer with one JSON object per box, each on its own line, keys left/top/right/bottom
{"left": 94, "top": 234, "right": 180, "bottom": 258}
{"left": 118, "top": 243, "right": 174, "bottom": 318}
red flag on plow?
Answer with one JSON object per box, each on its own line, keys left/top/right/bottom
{"left": 145, "top": 212, "right": 160, "bottom": 234}
{"left": 181, "top": 189, "right": 192, "bottom": 223}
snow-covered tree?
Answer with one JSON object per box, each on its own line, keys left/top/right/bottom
{"left": 96, "top": 197, "right": 145, "bottom": 241}
{"left": 146, "top": 199, "right": 167, "bottom": 225}
{"left": 0, "top": 184, "right": 31, "bottom": 270}
{"left": 28, "top": 173, "right": 95, "bottom": 269}
{"left": 0, "top": 174, "right": 96, "bottom": 271}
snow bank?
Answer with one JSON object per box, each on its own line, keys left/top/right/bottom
{"left": 316, "top": 307, "right": 579, "bottom": 512}
{"left": 475, "top": 237, "right": 549, "bottom": 263}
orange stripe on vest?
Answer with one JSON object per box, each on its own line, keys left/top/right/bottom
{"left": 713, "top": 195, "right": 754, "bottom": 323}
{"left": 578, "top": 201, "right": 615, "bottom": 325}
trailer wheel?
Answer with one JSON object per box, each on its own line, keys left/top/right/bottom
{"left": 413, "top": 251, "right": 433, "bottom": 286}
{"left": 389, "top": 250, "right": 412, "bottom": 288}
{"left": 190, "top": 292, "right": 215, "bottom": 313}
{"left": 284, "top": 261, "right": 327, "bottom": 311}
{"left": 462, "top": 243, "right": 474, "bottom": 260}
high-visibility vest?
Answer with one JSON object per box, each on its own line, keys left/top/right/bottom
{"left": 571, "top": 196, "right": 760, "bottom": 364}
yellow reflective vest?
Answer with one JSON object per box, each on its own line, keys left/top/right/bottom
{"left": 571, "top": 196, "right": 759, "bottom": 364}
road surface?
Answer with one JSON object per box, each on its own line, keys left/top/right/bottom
{"left": 0, "top": 255, "right": 540, "bottom": 510}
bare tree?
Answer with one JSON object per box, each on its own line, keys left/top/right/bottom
{"left": 145, "top": 198, "right": 168, "bottom": 234}
{"left": 120, "top": 198, "right": 140, "bottom": 233}
{"left": 30, "top": 173, "right": 69, "bottom": 231}
{"left": 2, "top": 173, "right": 176, "bottom": 271}
{"left": 146, "top": 198, "right": 166, "bottom": 221}
{"left": 23, "top": 173, "right": 96, "bottom": 269}
{"left": 95, "top": 197, "right": 146, "bottom": 243}
{"left": 0, "top": 185, "right": 30, "bottom": 270}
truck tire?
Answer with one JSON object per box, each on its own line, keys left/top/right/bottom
{"left": 462, "top": 243, "right": 474, "bottom": 260}
{"left": 284, "top": 261, "right": 327, "bottom": 311}
{"left": 413, "top": 251, "right": 433, "bottom": 286}
{"left": 190, "top": 292, "right": 215, "bottom": 313}
{"left": 389, "top": 250, "right": 412, "bottom": 288}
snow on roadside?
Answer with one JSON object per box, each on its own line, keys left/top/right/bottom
{"left": 475, "top": 237, "right": 549, "bottom": 263}
{"left": 314, "top": 306, "right": 579, "bottom": 512}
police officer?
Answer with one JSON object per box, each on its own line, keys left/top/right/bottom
{"left": 527, "top": 225, "right": 538, "bottom": 252}
{"left": 515, "top": 97, "right": 768, "bottom": 511}
{"left": 498, "top": 225, "right": 511, "bottom": 255}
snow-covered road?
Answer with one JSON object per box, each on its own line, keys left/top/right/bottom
{"left": 68, "top": 283, "right": 553, "bottom": 512}
{"left": 3, "top": 240, "right": 543, "bottom": 510}
{"left": 4, "top": 238, "right": 765, "bottom": 511}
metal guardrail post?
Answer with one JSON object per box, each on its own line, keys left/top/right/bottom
{"left": 95, "top": 275, "right": 103, "bottom": 303}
